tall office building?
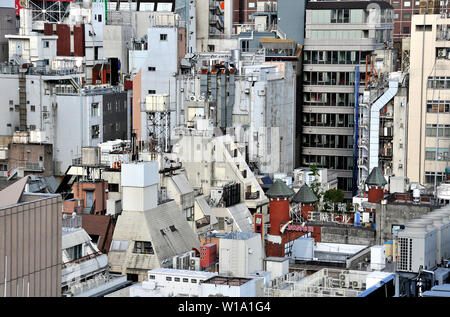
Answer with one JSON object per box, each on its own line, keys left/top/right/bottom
{"left": 407, "top": 13, "right": 450, "bottom": 186}
{"left": 301, "top": 0, "right": 394, "bottom": 199}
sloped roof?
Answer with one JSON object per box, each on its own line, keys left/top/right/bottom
{"left": 366, "top": 167, "right": 387, "bottom": 187}
{"left": 0, "top": 176, "right": 29, "bottom": 208}
{"left": 265, "top": 179, "right": 294, "bottom": 198}
{"left": 292, "top": 184, "right": 318, "bottom": 204}
{"left": 171, "top": 174, "right": 193, "bottom": 195}
{"left": 109, "top": 200, "right": 200, "bottom": 270}
{"left": 227, "top": 202, "right": 253, "bottom": 232}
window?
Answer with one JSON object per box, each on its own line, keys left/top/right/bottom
{"left": 67, "top": 244, "right": 82, "bottom": 261}
{"left": 91, "top": 103, "right": 99, "bottom": 117}
{"left": 15, "top": 105, "right": 19, "bottom": 112}
{"left": 166, "top": 276, "right": 172, "bottom": 281}
{"left": 182, "top": 278, "right": 189, "bottom": 283}
{"left": 98, "top": 14, "right": 102, "bottom": 22}
{"left": 404, "top": 1, "right": 411, "bottom": 6}
{"left": 160, "top": 34, "right": 167, "bottom": 41}
{"left": 29, "top": 125, "right": 36, "bottom": 131}
{"left": 43, "top": 41, "right": 49, "bottom": 48}
{"left": 248, "top": 2, "right": 255, "bottom": 8}
{"left": 133, "top": 241, "right": 154, "bottom": 254}
{"left": 148, "top": 66, "right": 156, "bottom": 71}
{"left": 30, "top": 105, "right": 35, "bottom": 112}
{"left": 108, "top": 183, "right": 119, "bottom": 192}
{"left": 174, "top": 277, "right": 181, "bottom": 282}
{"left": 191, "top": 279, "right": 197, "bottom": 284}
{"left": 403, "top": 13, "right": 411, "bottom": 19}
{"left": 426, "top": 124, "right": 450, "bottom": 137}
{"left": 149, "top": 275, "right": 155, "bottom": 280}
{"left": 403, "top": 26, "right": 409, "bottom": 34}
{"left": 184, "top": 206, "right": 194, "bottom": 221}
{"left": 394, "top": 13, "right": 399, "bottom": 19}
{"left": 148, "top": 90, "right": 156, "bottom": 94}
{"left": 91, "top": 125, "right": 100, "bottom": 139}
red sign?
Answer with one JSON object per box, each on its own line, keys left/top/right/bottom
{"left": 15, "top": 0, "right": 24, "bottom": 16}
{"left": 286, "top": 224, "right": 313, "bottom": 233}
{"left": 254, "top": 214, "right": 264, "bottom": 238}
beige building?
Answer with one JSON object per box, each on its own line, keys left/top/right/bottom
{"left": 407, "top": 14, "right": 450, "bottom": 186}
{"left": 0, "top": 176, "right": 62, "bottom": 297}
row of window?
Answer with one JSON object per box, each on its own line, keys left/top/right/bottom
{"left": 302, "top": 113, "right": 355, "bottom": 128}
{"left": 91, "top": 123, "right": 122, "bottom": 139}
{"left": 425, "top": 148, "right": 449, "bottom": 161}
{"left": 426, "top": 101, "right": 450, "bottom": 113}
{"left": 302, "top": 154, "right": 354, "bottom": 171}
{"left": 425, "top": 171, "right": 447, "bottom": 184}
{"left": 303, "top": 50, "right": 373, "bottom": 65}
{"left": 427, "top": 77, "right": 450, "bottom": 89}
{"left": 303, "top": 92, "right": 356, "bottom": 107}
{"left": 149, "top": 275, "right": 199, "bottom": 284}
{"left": 303, "top": 71, "right": 360, "bottom": 86}
{"left": 425, "top": 124, "right": 450, "bottom": 137}
{"left": 302, "top": 134, "right": 354, "bottom": 149}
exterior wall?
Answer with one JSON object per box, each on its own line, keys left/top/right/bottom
{"left": 407, "top": 14, "right": 450, "bottom": 184}
{"left": 386, "top": 0, "right": 420, "bottom": 41}
{"left": 102, "top": 24, "right": 131, "bottom": 74}
{"left": 73, "top": 181, "right": 108, "bottom": 214}
{"left": 0, "top": 7, "right": 16, "bottom": 62}
{"left": 392, "top": 88, "right": 408, "bottom": 177}
{"left": 278, "top": 0, "right": 307, "bottom": 45}
{"left": 219, "top": 235, "right": 263, "bottom": 276}
{"left": 199, "top": 278, "right": 256, "bottom": 297}
{"left": 375, "top": 202, "right": 435, "bottom": 244}
{"left": 132, "top": 70, "right": 142, "bottom": 141}
{"left": 8, "top": 143, "right": 53, "bottom": 177}
{"left": 56, "top": 24, "right": 71, "bottom": 56}
{"left": 320, "top": 226, "right": 376, "bottom": 245}
{"left": 0, "top": 194, "right": 62, "bottom": 297}
{"left": 269, "top": 198, "right": 290, "bottom": 235}
{"left": 302, "top": 4, "right": 394, "bottom": 198}
{"left": 102, "top": 92, "right": 128, "bottom": 141}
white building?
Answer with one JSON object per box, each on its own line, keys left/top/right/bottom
{"left": 129, "top": 268, "right": 217, "bottom": 297}
{"left": 218, "top": 232, "right": 263, "bottom": 277}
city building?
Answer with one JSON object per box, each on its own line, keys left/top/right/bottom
{"left": 0, "top": 176, "right": 62, "bottom": 297}
{"left": 107, "top": 161, "right": 200, "bottom": 281}
{"left": 407, "top": 13, "right": 450, "bottom": 188}
{"left": 301, "top": 0, "right": 394, "bottom": 199}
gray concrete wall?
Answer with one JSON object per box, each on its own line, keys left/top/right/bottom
{"left": 277, "top": 0, "right": 307, "bottom": 45}
{"left": 321, "top": 226, "right": 376, "bottom": 245}
{"left": 375, "top": 202, "right": 436, "bottom": 244}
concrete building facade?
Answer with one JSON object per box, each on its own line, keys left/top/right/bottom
{"left": 407, "top": 14, "right": 450, "bottom": 186}
{"left": 302, "top": 1, "right": 394, "bottom": 199}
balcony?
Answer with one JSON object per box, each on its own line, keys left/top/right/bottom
{"left": 195, "top": 215, "right": 211, "bottom": 229}
{"left": 24, "top": 162, "right": 44, "bottom": 172}
{"left": 245, "top": 191, "right": 260, "bottom": 200}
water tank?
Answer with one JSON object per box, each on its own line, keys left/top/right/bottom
{"left": 412, "top": 188, "right": 421, "bottom": 203}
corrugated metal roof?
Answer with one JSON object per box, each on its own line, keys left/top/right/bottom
{"left": 171, "top": 174, "right": 193, "bottom": 195}
{"left": 62, "top": 228, "right": 91, "bottom": 250}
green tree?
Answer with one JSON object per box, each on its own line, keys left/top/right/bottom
{"left": 323, "top": 189, "right": 345, "bottom": 204}
{"left": 309, "top": 164, "right": 323, "bottom": 200}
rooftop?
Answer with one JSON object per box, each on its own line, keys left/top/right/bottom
{"left": 265, "top": 179, "right": 294, "bottom": 198}
{"left": 201, "top": 276, "right": 252, "bottom": 287}
{"left": 306, "top": 1, "right": 393, "bottom": 10}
